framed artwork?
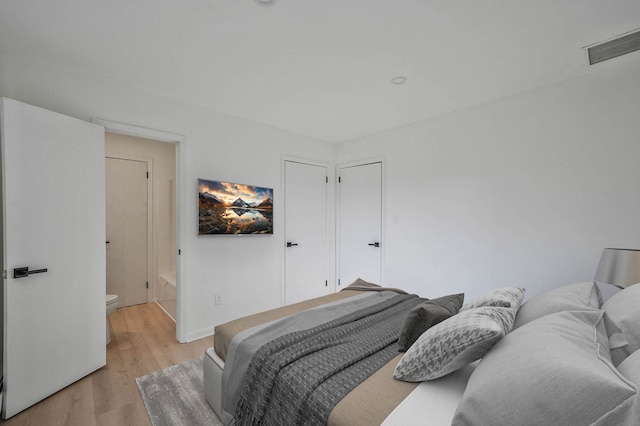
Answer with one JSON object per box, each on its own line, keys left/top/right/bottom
{"left": 198, "top": 178, "right": 273, "bottom": 235}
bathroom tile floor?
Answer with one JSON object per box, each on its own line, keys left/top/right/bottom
{"left": 0, "top": 302, "right": 212, "bottom": 426}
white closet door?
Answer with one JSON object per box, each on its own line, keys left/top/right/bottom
{"left": 338, "top": 162, "right": 382, "bottom": 287}
{"left": 1, "top": 98, "right": 106, "bottom": 418}
{"left": 284, "top": 160, "right": 329, "bottom": 304}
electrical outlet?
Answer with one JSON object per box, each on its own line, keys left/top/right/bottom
{"left": 214, "top": 294, "right": 222, "bottom": 305}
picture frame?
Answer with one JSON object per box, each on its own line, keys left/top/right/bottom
{"left": 198, "top": 178, "right": 273, "bottom": 235}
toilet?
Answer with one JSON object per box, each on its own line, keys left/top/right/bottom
{"left": 106, "top": 294, "right": 120, "bottom": 345}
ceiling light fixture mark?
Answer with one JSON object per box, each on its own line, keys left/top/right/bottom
{"left": 255, "top": 0, "right": 277, "bottom": 6}
{"left": 391, "top": 76, "right": 407, "bottom": 85}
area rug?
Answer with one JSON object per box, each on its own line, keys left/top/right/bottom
{"left": 136, "top": 356, "right": 223, "bottom": 426}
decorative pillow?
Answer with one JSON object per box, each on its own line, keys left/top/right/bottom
{"left": 602, "top": 284, "right": 640, "bottom": 366}
{"left": 393, "top": 305, "right": 517, "bottom": 381}
{"left": 617, "top": 350, "right": 640, "bottom": 386}
{"left": 452, "top": 310, "right": 638, "bottom": 426}
{"left": 513, "top": 281, "right": 602, "bottom": 329}
{"left": 459, "top": 287, "right": 524, "bottom": 312}
{"left": 397, "top": 293, "right": 464, "bottom": 352}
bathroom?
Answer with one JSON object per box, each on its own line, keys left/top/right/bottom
{"left": 105, "top": 132, "right": 177, "bottom": 323}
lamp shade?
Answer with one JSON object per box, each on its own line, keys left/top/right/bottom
{"left": 594, "top": 248, "right": 640, "bottom": 288}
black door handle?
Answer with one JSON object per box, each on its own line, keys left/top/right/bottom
{"left": 286, "top": 242, "right": 299, "bottom": 248}
{"left": 368, "top": 242, "right": 380, "bottom": 247}
{"left": 13, "top": 266, "right": 48, "bottom": 279}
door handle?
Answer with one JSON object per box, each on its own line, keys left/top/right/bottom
{"left": 13, "top": 266, "right": 48, "bottom": 279}
{"left": 286, "top": 242, "right": 299, "bottom": 248}
{"left": 368, "top": 242, "right": 380, "bottom": 247}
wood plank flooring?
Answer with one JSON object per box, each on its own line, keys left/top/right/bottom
{"left": 1, "top": 303, "right": 213, "bottom": 426}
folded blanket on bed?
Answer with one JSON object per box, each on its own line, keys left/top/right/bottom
{"left": 233, "top": 292, "right": 422, "bottom": 426}
{"left": 340, "top": 277, "right": 409, "bottom": 295}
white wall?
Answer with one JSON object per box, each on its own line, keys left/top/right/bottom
{"left": 336, "top": 59, "right": 640, "bottom": 301}
{"left": 2, "top": 51, "right": 639, "bottom": 341}
{"left": 0, "top": 53, "right": 336, "bottom": 341}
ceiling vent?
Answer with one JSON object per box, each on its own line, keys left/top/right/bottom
{"left": 587, "top": 29, "right": 640, "bottom": 65}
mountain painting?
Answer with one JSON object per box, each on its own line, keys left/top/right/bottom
{"left": 198, "top": 178, "right": 273, "bottom": 235}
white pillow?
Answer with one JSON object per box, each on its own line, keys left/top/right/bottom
{"left": 617, "top": 350, "right": 640, "bottom": 386}
{"left": 452, "top": 310, "right": 638, "bottom": 426}
{"left": 460, "top": 287, "right": 525, "bottom": 312}
{"left": 602, "top": 284, "right": 640, "bottom": 365}
{"left": 513, "top": 282, "right": 601, "bottom": 329}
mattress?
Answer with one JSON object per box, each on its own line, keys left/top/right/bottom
{"left": 205, "top": 287, "right": 474, "bottom": 425}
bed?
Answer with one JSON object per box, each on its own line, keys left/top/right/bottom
{"left": 203, "top": 279, "right": 640, "bottom": 425}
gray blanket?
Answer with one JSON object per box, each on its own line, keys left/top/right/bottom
{"left": 233, "top": 292, "right": 421, "bottom": 426}
{"left": 222, "top": 291, "right": 392, "bottom": 422}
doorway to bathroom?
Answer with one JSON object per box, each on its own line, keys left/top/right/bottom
{"left": 105, "top": 131, "right": 178, "bottom": 322}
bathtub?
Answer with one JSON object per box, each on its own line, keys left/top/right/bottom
{"left": 157, "top": 272, "right": 176, "bottom": 321}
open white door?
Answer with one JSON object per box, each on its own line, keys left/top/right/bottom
{"left": 1, "top": 98, "right": 106, "bottom": 418}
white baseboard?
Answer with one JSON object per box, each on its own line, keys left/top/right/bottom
{"left": 183, "top": 326, "right": 215, "bottom": 343}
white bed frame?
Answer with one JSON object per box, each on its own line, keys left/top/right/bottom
{"left": 203, "top": 347, "right": 229, "bottom": 424}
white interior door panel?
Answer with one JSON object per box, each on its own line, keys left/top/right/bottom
{"left": 284, "top": 160, "right": 329, "bottom": 304}
{"left": 338, "top": 162, "right": 382, "bottom": 287}
{"left": 1, "top": 98, "right": 105, "bottom": 418}
{"left": 106, "top": 157, "right": 149, "bottom": 307}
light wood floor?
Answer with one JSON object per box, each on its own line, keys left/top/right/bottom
{"left": 1, "top": 303, "right": 213, "bottom": 426}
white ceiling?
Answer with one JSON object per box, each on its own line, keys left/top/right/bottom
{"left": 1, "top": 0, "right": 639, "bottom": 142}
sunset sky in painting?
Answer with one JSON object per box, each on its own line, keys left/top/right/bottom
{"left": 199, "top": 179, "right": 273, "bottom": 205}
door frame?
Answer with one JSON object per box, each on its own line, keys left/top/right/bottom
{"left": 93, "top": 119, "right": 187, "bottom": 342}
{"left": 281, "top": 155, "right": 334, "bottom": 302}
{"left": 336, "top": 157, "right": 386, "bottom": 287}
{"left": 105, "top": 154, "right": 153, "bottom": 305}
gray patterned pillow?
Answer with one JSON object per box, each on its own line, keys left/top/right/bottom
{"left": 460, "top": 287, "right": 525, "bottom": 312}
{"left": 393, "top": 305, "right": 518, "bottom": 381}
